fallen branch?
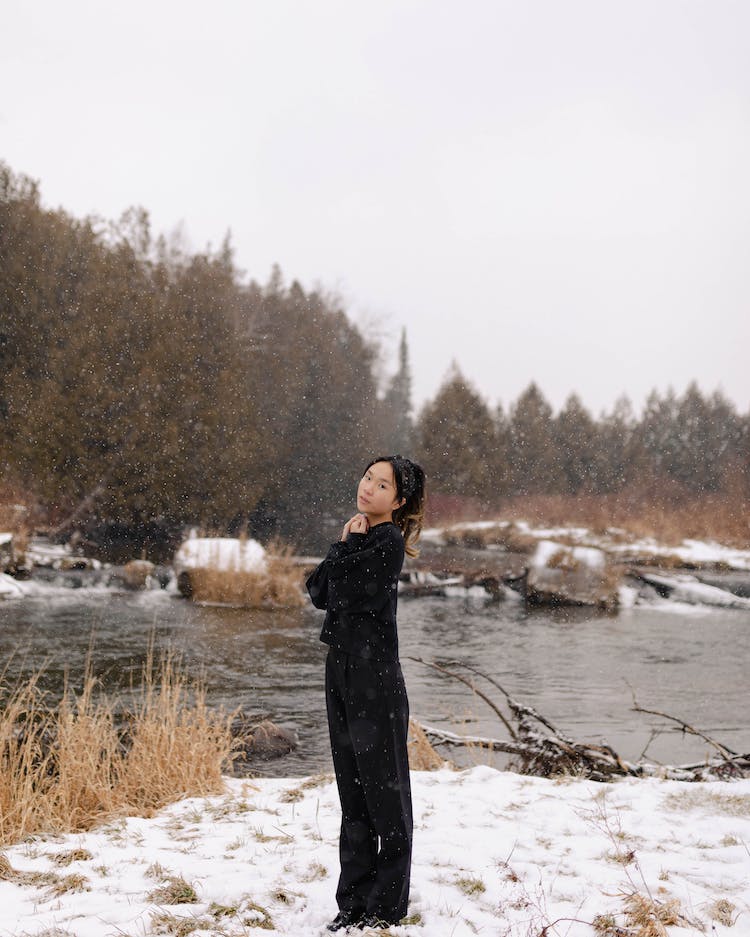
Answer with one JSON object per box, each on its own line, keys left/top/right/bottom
{"left": 408, "top": 657, "right": 750, "bottom": 781}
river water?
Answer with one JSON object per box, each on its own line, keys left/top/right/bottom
{"left": 1, "top": 585, "right": 747, "bottom": 776}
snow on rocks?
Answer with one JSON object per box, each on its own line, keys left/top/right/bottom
{"left": 632, "top": 570, "right": 750, "bottom": 610}
{"left": 526, "top": 539, "right": 618, "bottom": 609}
{"left": 0, "top": 571, "right": 26, "bottom": 599}
{"left": 0, "top": 766, "right": 748, "bottom": 936}
{"left": 173, "top": 535, "right": 268, "bottom": 575}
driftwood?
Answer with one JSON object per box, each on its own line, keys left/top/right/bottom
{"left": 406, "top": 656, "right": 750, "bottom": 782}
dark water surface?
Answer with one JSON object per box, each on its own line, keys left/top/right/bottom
{"left": 1, "top": 586, "right": 747, "bottom": 776}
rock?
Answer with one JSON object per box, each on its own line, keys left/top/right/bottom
{"left": 0, "top": 533, "right": 14, "bottom": 572}
{"left": 230, "top": 713, "right": 298, "bottom": 763}
{"left": 121, "top": 559, "right": 155, "bottom": 589}
{"left": 525, "top": 540, "right": 620, "bottom": 609}
{"left": 629, "top": 568, "right": 750, "bottom": 609}
{"left": 55, "top": 555, "right": 101, "bottom": 572}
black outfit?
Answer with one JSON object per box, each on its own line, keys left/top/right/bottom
{"left": 306, "top": 521, "right": 412, "bottom": 924}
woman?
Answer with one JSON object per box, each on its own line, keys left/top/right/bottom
{"left": 306, "top": 454, "right": 426, "bottom": 932}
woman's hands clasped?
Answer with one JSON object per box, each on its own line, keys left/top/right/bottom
{"left": 341, "top": 512, "right": 369, "bottom": 541}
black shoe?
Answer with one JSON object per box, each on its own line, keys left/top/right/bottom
{"left": 326, "top": 908, "right": 366, "bottom": 931}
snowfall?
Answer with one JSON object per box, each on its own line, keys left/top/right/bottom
{"left": 2, "top": 526, "right": 750, "bottom": 935}
{"left": 0, "top": 764, "right": 748, "bottom": 937}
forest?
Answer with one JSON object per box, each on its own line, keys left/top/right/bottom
{"left": 1, "top": 161, "right": 748, "bottom": 558}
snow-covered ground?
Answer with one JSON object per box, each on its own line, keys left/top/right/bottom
{"left": 1, "top": 766, "right": 747, "bottom": 936}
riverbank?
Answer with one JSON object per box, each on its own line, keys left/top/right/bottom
{"left": 1, "top": 765, "right": 747, "bottom": 936}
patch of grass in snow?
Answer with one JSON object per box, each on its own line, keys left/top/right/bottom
{"left": 145, "top": 861, "right": 172, "bottom": 880}
{"left": 663, "top": 787, "right": 750, "bottom": 817}
{"left": 146, "top": 875, "right": 199, "bottom": 905}
{"left": 50, "top": 847, "right": 93, "bottom": 865}
{"left": 149, "top": 910, "right": 216, "bottom": 936}
{"left": 209, "top": 796, "right": 257, "bottom": 819}
{"left": 606, "top": 848, "right": 636, "bottom": 866}
{"left": 93, "top": 863, "right": 110, "bottom": 876}
{"left": 47, "top": 872, "right": 90, "bottom": 896}
{"left": 19, "top": 930, "right": 77, "bottom": 937}
{"left": 300, "top": 860, "right": 328, "bottom": 882}
{"left": 300, "top": 772, "right": 334, "bottom": 788}
{"left": 708, "top": 898, "right": 738, "bottom": 927}
{"left": 455, "top": 874, "right": 486, "bottom": 896}
{"left": 225, "top": 835, "right": 247, "bottom": 851}
{"left": 591, "top": 914, "right": 620, "bottom": 936}
{"left": 279, "top": 786, "right": 304, "bottom": 803}
{"left": 251, "top": 824, "right": 292, "bottom": 844}
{"left": 623, "top": 892, "right": 682, "bottom": 932}
{"left": 237, "top": 897, "right": 274, "bottom": 929}
{"left": 209, "top": 901, "right": 239, "bottom": 917}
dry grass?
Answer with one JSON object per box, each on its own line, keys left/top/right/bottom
{"left": 407, "top": 719, "right": 444, "bottom": 771}
{"left": 0, "top": 481, "right": 39, "bottom": 562}
{"left": 708, "top": 898, "right": 737, "bottom": 927}
{"left": 0, "top": 648, "right": 236, "bottom": 846}
{"left": 186, "top": 535, "right": 304, "bottom": 608}
{"left": 497, "top": 486, "right": 750, "bottom": 550}
{"left": 442, "top": 522, "right": 538, "bottom": 554}
{"left": 622, "top": 892, "right": 682, "bottom": 936}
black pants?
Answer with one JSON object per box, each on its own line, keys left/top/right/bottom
{"left": 325, "top": 647, "right": 413, "bottom": 922}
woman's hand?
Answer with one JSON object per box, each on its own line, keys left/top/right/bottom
{"left": 341, "top": 513, "right": 369, "bottom": 540}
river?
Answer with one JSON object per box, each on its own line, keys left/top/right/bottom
{"left": 1, "top": 585, "right": 747, "bottom": 776}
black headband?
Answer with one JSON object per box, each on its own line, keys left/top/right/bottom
{"left": 395, "top": 457, "right": 416, "bottom": 500}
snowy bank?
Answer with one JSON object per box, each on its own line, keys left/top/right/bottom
{"left": 1, "top": 766, "right": 748, "bottom": 936}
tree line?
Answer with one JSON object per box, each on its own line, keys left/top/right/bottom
{"left": 1, "top": 162, "right": 747, "bottom": 557}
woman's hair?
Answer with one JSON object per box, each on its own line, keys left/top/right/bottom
{"left": 363, "top": 454, "right": 426, "bottom": 558}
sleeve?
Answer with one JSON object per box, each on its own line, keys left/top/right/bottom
{"left": 325, "top": 529, "right": 405, "bottom": 616}
{"left": 304, "top": 532, "right": 369, "bottom": 610}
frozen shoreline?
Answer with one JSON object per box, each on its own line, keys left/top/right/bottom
{"left": 1, "top": 765, "right": 748, "bottom": 936}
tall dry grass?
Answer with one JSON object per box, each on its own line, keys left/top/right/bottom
{"left": 500, "top": 487, "right": 750, "bottom": 549}
{"left": 185, "top": 535, "right": 305, "bottom": 608}
{"left": 0, "top": 648, "right": 236, "bottom": 846}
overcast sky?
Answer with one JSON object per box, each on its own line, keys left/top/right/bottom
{"left": 3, "top": 1, "right": 749, "bottom": 418}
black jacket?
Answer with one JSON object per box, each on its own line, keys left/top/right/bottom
{"left": 306, "top": 520, "right": 406, "bottom": 662}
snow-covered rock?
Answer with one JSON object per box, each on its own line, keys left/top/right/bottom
{"left": 0, "top": 572, "right": 26, "bottom": 599}
{"left": 173, "top": 536, "right": 268, "bottom": 575}
{"left": 634, "top": 570, "right": 750, "bottom": 610}
{"left": 526, "top": 539, "right": 618, "bottom": 609}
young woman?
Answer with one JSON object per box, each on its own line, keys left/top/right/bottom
{"left": 306, "top": 454, "right": 426, "bottom": 932}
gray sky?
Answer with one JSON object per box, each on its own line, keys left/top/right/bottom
{"left": 3, "top": 1, "right": 749, "bottom": 418}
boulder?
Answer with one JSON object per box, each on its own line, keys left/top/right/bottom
{"left": 230, "top": 713, "right": 298, "bottom": 764}
{"left": 525, "top": 540, "right": 620, "bottom": 609}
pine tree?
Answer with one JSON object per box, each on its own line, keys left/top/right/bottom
{"left": 382, "top": 327, "right": 414, "bottom": 455}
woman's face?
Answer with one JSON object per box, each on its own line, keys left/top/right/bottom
{"left": 357, "top": 461, "right": 404, "bottom": 521}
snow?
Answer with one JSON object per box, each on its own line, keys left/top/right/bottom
{"left": 173, "top": 536, "right": 268, "bottom": 574}
{"left": 0, "top": 572, "right": 25, "bottom": 598}
{"left": 0, "top": 532, "right": 13, "bottom": 546}
{"left": 1, "top": 766, "right": 748, "bottom": 936}
{"left": 637, "top": 572, "right": 750, "bottom": 610}
{"left": 530, "top": 539, "right": 606, "bottom": 570}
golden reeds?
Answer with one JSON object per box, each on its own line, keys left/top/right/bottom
{"left": 0, "top": 648, "right": 236, "bottom": 846}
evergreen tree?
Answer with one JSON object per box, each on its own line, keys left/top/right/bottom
{"left": 381, "top": 327, "right": 414, "bottom": 455}
{"left": 416, "top": 363, "right": 497, "bottom": 503}
{"left": 552, "top": 393, "right": 601, "bottom": 494}
{"left": 507, "top": 382, "right": 560, "bottom": 495}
